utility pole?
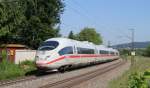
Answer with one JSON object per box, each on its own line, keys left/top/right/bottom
{"left": 108, "top": 41, "right": 111, "bottom": 47}
{"left": 131, "top": 29, "right": 135, "bottom": 51}
{"left": 130, "top": 29, "right": 135, "bottom": 66}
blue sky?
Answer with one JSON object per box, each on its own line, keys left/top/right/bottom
{"left": 60, "top": 0, "right": 150, "bottom": 45}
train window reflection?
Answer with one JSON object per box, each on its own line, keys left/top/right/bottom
{"left": 77, "top": 47, "right": 95, "bottom": 54}
{"left": 99, "top": 50, "right": 109, "bottom": 54}
{"left": 59, "top": 47, "right": 73, "bottom": 55}
{"left": 38, "top": 41, "right": 59, "bottom": 50}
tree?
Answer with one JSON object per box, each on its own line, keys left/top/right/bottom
{"left": 144, "top": 45, "right": 150, "bottom": 57}
{"left": 0, "top": 1, "right": 24, "bottom": 43}
{"left": 68, "top": 31, "right": 75, "bottom": 39}
{"left": 77, "top": 27, "right": 103, "bottom": 45}
{"left": 0, "top": 0, "right": 64, "bottom": 49}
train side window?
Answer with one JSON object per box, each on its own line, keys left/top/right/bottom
{"left": 38, "top": 41, "right": 59, "bottom": 51}
{"left": 116, "top": 52, "right": 119, "bottom": 55}
{"left": 110, "top": 52, "right": 115, "bottom": 55}
{"left": 77, "top": 47, "right": 94, "bottom": 54}
{"left": 59, "top": 46, "right": 73, "bottom": 55}
{"left": 99, "top": 50, "right": 109, "bottom": 54}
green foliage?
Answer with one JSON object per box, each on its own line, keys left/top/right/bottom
{"left": 0, "top": 59, "right": 24, "bottom": 80}
{"left": 144, "top": 70, "right": 150, "bottom": 79}
{"left": 144, "top": 70, "right": 150, "bottom": 87}
{"left": 0, "top": 0, "right": 64, "bottom": 49}
{"left": 144, "top": 45, "right": 150, "bottom": 57}
{"left": 19, "top": 60, "right": 36, "bottom": 72}
{"left": 109, "top": 56, "right": 150, "bottom": 88}
{"left": 68, "top": 31, "right": 76, "bottom": 39}
{"left": 135, "top": 49, "right": 145, "bottom": 56}
{"left": 76, "top": 27, "right": 103, "bottom": 44}
{"left": 119, "top": 49, "right": 130, "bottom": 55}
{"left": 0, "top": 59, "right": 36, "bottom": 80}
{"left": 1, "top": 49, "right": 7, "bottom": 60}
{"left": 128, "top": 73, "right": 148, "bottom": 88}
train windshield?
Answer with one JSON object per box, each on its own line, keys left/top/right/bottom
{"left": 38, "top": 41, "right": 59, "bottom": 51}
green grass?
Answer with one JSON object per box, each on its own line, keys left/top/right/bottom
{"left": 19, "top": 60, "right": 36, "bottom": 72}
{"left": 0, "top": 60, "right": 36, "bottom": 80}
{"left": 0, "top": 50, "right": 37, "bottom": 80}
{"left": 109, "top": 56, "right": 150, "bottom": 88}
{"left": 0, "top": 60, "right": 24, "bottom": 80}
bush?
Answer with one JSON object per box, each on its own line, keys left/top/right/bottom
{"left": 135, "top": 49, "right": 145, "bottom": 56}
{"left": 0, "top": 60, "right": 25, "bottom": 80}
{"left": 144, "top": 70, "right": 150, "bottom": 77}
{"left": 128, "top": 72, "right": 148, "bottom": 88}
{"left": 19, "top": 60, "right": 36, "bottom": 72}
{"left": 144, "top": 45, "right": 150, "bottom": 57}
{"left": 119, "top": 49, "right": 130, "bottom": 56}
{"left": 0, "top": 59, "right": 36, "bottom": 80}
{"left": 1, "top": 50, "right": 7, "bottom": 61}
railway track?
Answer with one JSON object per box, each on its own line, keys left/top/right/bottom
{"left": 0, "top": 71, "right": 58, "bottom": 87}
{"left": 0, "top": 59, "right": 126, "bottom": 88}
{"left": 40, "top": 60, "right": 126, "bottom": 88}
{"left": 0, "top": 76, "right": 37, "bottom": 87}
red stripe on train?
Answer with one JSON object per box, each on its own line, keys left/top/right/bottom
{"left": 46, "top": 56, "right": 66, "bottom": 64}
{"left": 46, "top": 54, "right": 117, "bottom": 64}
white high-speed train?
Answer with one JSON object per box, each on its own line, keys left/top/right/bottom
{"left": 35, "top": 38, "right": 119, "bottom": 72}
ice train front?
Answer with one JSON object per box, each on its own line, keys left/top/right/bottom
{"left": 35, "top": 40, "right": 61, "bottom": 71}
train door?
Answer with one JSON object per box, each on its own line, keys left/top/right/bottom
{"left": 95, "top": 47, "right": 99, "bottom": 62}
{"left": 64, "top": 45, "right": 78, "bottom": 65}
{"left": 72, "top": 44, "right": 81, "bottom": 65}
{"left": 73, "top": 45, "right": 78, "bottom": 64}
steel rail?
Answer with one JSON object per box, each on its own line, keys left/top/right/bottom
{"left": 0, "top": 76, "right": 37, "bottom": 87}
{"left": 40, "top": 60, "right": 126, "bottom": 88}
{"left": 0, "top": 59, "right": 125, "bottom": 88}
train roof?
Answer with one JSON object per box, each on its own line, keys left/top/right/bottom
{"left": 45, "top": 37, "right": 118, "bottom": 52}
{"left": 46, "top": 37, "right": 96, "bottom": 45}
{"left": 46, "top": 37, "right": 104, "bottom": 45}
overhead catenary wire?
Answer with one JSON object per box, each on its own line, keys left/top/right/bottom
{"left": 67, "top": 1, "right": 127, "bottom": 34}
{"left": 69, "top": 0, "right": 135, "bottom": 42}
{"left": 68, "top": 0, "right": 104, "bottom": 33}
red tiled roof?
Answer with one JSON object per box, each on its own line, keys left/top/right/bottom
{"left": 0, "top": 44, "right": 28, "bottom": 48}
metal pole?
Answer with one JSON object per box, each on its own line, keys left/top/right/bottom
{"left": 108, "top": 41, "right": 111, "bottom": 47}
{"left": 130, "top": 29, "right": 135, "bottom": 66}
{"left": 131, "top": 29, "right": 135, "bottom": 51}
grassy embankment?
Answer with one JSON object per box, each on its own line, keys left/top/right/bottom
{"left": 0, "top": 50, "right": 37, "bottom": 80}
{"left": 0, "top": 60, "right": 36, "bottom": 80}
{"left": 109, "top": 56, "right": 150, "bottom": 88}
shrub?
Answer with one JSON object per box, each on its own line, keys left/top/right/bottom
{"left": 0, "top": 60, "right": 37, "bottom": 80}
{"left": 144, "top": 70, "right": 150, "bottom": 77}
{"left": 0, "top": 60, "right": 25, "bottom": 80}
{"left": 119, "top": 49, "right": 130, "bottom": 56}
{"left": 144, "top": 45, "right": 150, "bottom": 57}
{"left": 19, "top": 60, "right": 36, "bottom": 72}
{"left": 128, "top": 72, "right": 148, "bottom": 88}
{"left": 1, "top": 50, "right": 7, "bottom": 61}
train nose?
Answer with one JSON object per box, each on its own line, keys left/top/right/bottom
{"left": 36, "top": 61, "right": 48, "bottom": 67}
{"left": 35, "top": 55, "right": 48, "bottom": 61}
{"left": 36, "top": 60, "right": 57, "bottom": 70}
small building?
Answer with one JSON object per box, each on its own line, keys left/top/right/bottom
{"left": 0, "top": 44, "right": 28, "bottom": 63}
